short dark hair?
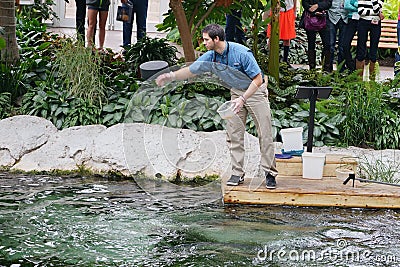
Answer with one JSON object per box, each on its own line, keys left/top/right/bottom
{"left": 202, "top": 24, "right": 225, "bottom": 41}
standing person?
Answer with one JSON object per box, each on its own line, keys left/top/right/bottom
{"left": 266, "top": 0, "right": 297, "bottom": 64}
{"left": 327, "top": 0, "right": 348, "bottom": 71}
{"left": 121, "top": 0, "right": 149, "bottom": 47}
{"left": 301, "top": 0, "right": 333, "bottom": 72}
{"left": 355, "top": 0, "right": 384, "bottom": 80}
{"left": 75, "top": 0, "right": 86, "bottom": 43}
{"left": 341, "top": 0, "right": 359, "bottom": 72}
{"left": 86, "top": 0, "right": 110, "bottom": 49}
{"left": 155, "top": 24, "right": 278, "bottom": 189}
{"left": 395, "top": 3, "right": 400, "bottom": 76}
{"left": 225, "top": 9, "right": 246, "bottom": 45}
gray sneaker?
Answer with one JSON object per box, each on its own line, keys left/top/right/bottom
{"left": 266, "top": 173, "right": 277, "bottom": 189}
{"left": 226, "top": 174, "right": 244, "bottom": 186}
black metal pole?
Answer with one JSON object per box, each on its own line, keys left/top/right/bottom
{"left": 307, "top": 89, "right": 318, "bottom": 152}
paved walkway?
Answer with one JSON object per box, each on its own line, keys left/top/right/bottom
{"left": 48, "top": 27, "right": 395, "bottom": 81}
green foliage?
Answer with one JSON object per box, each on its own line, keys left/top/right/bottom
{"left": 125, "top": 81, "right": 226, "bottom": 132}
{"left": 341, "top": 81, "right": 385, "bottom": 148}
{"left": 21, "top": 83, "right": 102, "bottom": 129}
{"left": 53, "top": 41, "right": 107, "bottom": 104}
{"left": 156, "top": 0, "right": 227, "bottom": 49}
{"left": 358, "top": 152, "right": 400, "bottom": 184}
{"left": 0, "top": 93, "right": 12, "bottom": 119}
{"left": 18, "top": 0, "right": 58, "bottom": 22}
{"left": 0, "top": 27, "right": 5, "bottom": 51}
{"left": 124, "top": 37, "right": 179, "bottom": 75}
{"left": 382, "top": 0, "right": 399, "bottom": 20}
{"left": 102, "top": 89, "right": 135, "bottom": 127}
{"left": 239, "top": 0, "right": 271, "bottom": 60}
{"left": 271, "top": 102, "right": 344, "bottom": 146}
{"left": 0, "top": 62, "right": 30, "bottom": 101}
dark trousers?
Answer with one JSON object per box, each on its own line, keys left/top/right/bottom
{"left": 327, "top": 18, "right": 346, "bottom": 69}
{"left": 75, "top": 0, "right": 86, "bottom": 42}
{"left": 341, "top": 18, "right": 358, "bottom": 71}
{"left": 122, "top": 0, "right": 149, "bottom": 46}
{"left": 306, "top": 27, "right": 330, "bottom": 53}
{"left": 356, "top": 19, "right": 381, "bottom": 62}
{"left": 225, "top": 9, "right": 245, "bottom": 45}
{"left": 398, "top": 20, "right": 400, "bottom": 45}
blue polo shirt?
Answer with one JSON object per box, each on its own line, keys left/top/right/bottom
{"left": 189, "top": 41, "right": 262, "bottom": 90}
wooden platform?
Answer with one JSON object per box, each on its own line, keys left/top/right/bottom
{"left": 223, "top": 154, "right": 400, "bottom": 209}
{"left": 223, "top": 176, "right": 400, "bottom": 209}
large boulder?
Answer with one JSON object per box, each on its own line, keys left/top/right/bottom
{"left": 13, "top": 125, "right": 106, "bottom": 172}
{"left": 1, "top": 115, "right": 267, "bottom": 180}
{"left": 0, "top": 115, "right": 57, "bottom": 166}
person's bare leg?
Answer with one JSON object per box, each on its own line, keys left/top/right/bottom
{"left": 98, "top": 11, "right": 109, "bottom": 49}
{"left": 87, "top": 9, "right": 98, "bottom": 48}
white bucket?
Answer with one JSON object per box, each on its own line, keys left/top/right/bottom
{"left": 217, "top": 101, "right": 235, "bottom": 120}
{"left": 302, "top": 152, "right": 326, "bottom": 179}
{"left": 280, "top": 127, "right": 303, "bottom": 153}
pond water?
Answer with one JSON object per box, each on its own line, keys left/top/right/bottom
{"left": 1, "top": 172, "right": 400, "bottom": 267}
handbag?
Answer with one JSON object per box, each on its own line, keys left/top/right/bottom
{"left": 303, "top": 10, "right": 327, "bottom": 31}
{"left": 116, "top": 6, "right": 132, "bottom": 22}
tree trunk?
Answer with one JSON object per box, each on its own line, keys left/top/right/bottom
{"left": 0, "top": 0, "right": 19, "bottom": 64}
{"left": 169, "top": 0, "right": 196, "bottom": 62}
{"left": 268, "top": 0, "right": 279, "bottom": 84}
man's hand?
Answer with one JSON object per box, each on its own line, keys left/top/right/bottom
{"left": 232, "top": 96, "right": 246, "bottom": 114}
{"left": 309, "top": 4, "right": 318, "bottom": 12}
{"left": 155, "top": 72, "right": 175, "bottom": 87}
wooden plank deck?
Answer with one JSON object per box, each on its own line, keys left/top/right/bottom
{"left": 223, "top": 154, "right": 400, "bottom": 209}
{"left": 223, "top": 176, "right": 400, "bottom": 209}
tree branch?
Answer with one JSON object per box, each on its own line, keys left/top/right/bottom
{"left": 191, "top": 2, "right": 217, "bottom": 37}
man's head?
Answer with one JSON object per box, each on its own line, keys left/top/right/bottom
{"left": 202, "top": 24, "right": 226, "bottom": 41}
{"left": 202, "top": 24, "right": 225, "bottom": 51}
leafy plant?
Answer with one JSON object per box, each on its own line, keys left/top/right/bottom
{"left": 21, "top": 82, "right": 102, "bottom": 129}
{"left": 382, "top": 0, "right": 399, "bottom": 20}
{"left": 156, "top": 0, "right": 227, "bottom": 49}
{"left": 358, "top": 152, "right": 400, "bottom": 184}
{"left": 0, "top": 27, "right": 5, "bottom": 51}
{"left": 124, "top": 37, "right": 179, "bottom": 75}
{"left": 18, "top": 0, "right": 58, "bottom": 22}
{"left": 271, "top": 102, "right": 344, "bottom": 146}
{"left": 53, "top": 41, "right": 107, "bottom": 104}
{"left": 125, "top": 81, "right": 226, "bottom": 131}
{"left": 0, "top": 92, "right": 12, "bottom": 119}
{"left": 0, "top": 62, "right": 30, "bottom": 101}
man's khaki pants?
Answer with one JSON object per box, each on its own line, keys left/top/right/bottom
{"left": 227, "top": 84, "right": 278, "bottom": 178}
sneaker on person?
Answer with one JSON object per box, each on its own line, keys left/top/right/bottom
{"left": 226, "top": 174, "right": 244, "bottom": 186}
{"left": 265, "top": 172, "right": 276, "bottom": 189}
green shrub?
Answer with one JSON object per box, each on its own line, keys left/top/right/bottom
{"left": 53, "top": 41, "right": 107, "bottom": 104}
{"left": 124, "top": 37, "right": 179, "bottom": 76}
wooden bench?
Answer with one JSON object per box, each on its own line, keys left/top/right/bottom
{"left": 351, "top": 19, "right": 398, "bottom": 50}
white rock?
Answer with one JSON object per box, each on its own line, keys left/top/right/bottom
{"left": 0, "top": 115, "right": 57, "bottom": 166}
{"left": 12, "top": 124, "right": 106, "bottom": 172}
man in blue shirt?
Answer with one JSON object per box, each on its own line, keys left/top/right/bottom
{"left": 156, "top": 24, "right": 278, "bottom": 189}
